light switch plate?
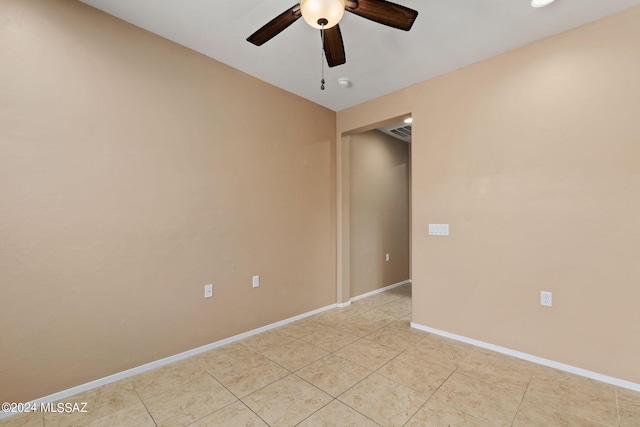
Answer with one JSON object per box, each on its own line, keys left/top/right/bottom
{"left": 429, "top": 224, "right": 449, "bottom": 236}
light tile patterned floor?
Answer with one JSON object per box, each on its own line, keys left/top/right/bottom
{"left": 3, "top": 284, "right": 640, "bottom": 426}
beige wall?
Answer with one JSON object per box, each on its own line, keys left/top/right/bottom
{"left": 349, "top": 130, "right": 409, "bottom": 296}
{"left": 338, "top": 7, "right": 640, "bottom": 384}
{"left": 0, "top": 0, "right": 336, "bottom": 402}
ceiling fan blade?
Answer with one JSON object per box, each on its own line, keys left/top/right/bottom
{"left": 322, "top": 24, "right": 346, "bottom": 67}
{"left": 247, "top": 4, "right": 302, "bottom": 46}
{"left": 345, "top": 0, "right": 418, "bottom": 31}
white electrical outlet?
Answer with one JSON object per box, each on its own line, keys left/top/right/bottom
{"left": 252, "top": 275, "right": 260, "bottom": 288}
{"left": 385, "top": 253, "right": 390, "bottom": 262}
{"left": 540, "top": 291, "right": 552, "bottom": 307}
{"left": 204, "top": 284, "right": 213, "bottom": 298}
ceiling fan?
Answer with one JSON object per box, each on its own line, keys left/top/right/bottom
{"left": 247, "top": 0, "right": 418, "bottom": 68}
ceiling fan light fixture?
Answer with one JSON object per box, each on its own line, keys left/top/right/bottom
{"left": 531, "top": 0, "right": 556, "bottom": 7}
{"left": 300, "top": 0, "right": 346, "bottom": 29}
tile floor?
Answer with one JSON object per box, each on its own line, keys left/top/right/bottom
{"left": 2, "top": 284, "right": 639, "bottom": 426}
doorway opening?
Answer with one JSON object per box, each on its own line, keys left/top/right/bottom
{"left": 337, "top": 114, "right": 412, "bottom": 305}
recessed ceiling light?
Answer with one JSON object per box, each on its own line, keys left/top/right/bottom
{"left": 404, "top": 117, "right": 413, "bottom": 124}
{"left": 531, "top": 0, "right": 556, "bottom": 7}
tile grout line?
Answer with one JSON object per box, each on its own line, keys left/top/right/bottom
{"left": 181, "top": 393, "right": 239, "bottom": 427}
{"left": 509, "top": 370, "right": 534, "bottom": 426}
{"left": 420, "top": 354, "right": 497, "bottom": 425}
{"left": 615, "top": 388, "right": 621, "bottom": 427}
{"left": 132, "top": 381, "right": 159, "bottom": 427}
{"left": 238, "top": 399, "right": 271, "bottom": 427}
{"left": 398, "top": 345, "right": 464, "bottom": 427}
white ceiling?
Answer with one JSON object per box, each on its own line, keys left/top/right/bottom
{"left": 78, "top": 0, "right": 640, "bottom": 112}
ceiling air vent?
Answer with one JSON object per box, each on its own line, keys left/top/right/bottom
{"left": 390, "top": 125, "right": 412, "bottom": 138}
{"left": 377, "top": 123, "right": 412, "bottom": 143}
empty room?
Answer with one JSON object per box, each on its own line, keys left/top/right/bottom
{"left": 1, "top": 0, "right": 639, "bottom": 426}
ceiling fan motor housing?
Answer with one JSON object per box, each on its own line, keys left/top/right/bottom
{"left": 300, "top": 0, "right": 346, "bottom": 29}
{"left": 247, "top": 0, "right": 418, "bottom": 68}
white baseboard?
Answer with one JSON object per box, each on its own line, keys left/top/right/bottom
{"left": 0, "top": 303, "right": 337, "bottom": 421}
{"left": 336, "top": 301, "right": 351, "bottom": 308}
{"left": 411, "top": 322, "right": 640, "bottom": 393}
{"left": 350, "top": 279, "right": 412, "bottom": 301}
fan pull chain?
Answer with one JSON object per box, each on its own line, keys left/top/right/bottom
{"left": 320, "top": 23, "right": 325, "bottom": 90}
